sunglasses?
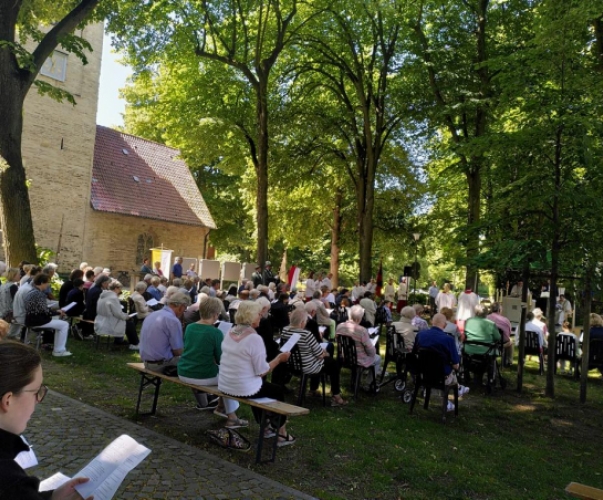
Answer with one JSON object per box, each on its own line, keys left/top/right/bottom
{"left": 21, "top": 385, "right": 48, "bottom": 403}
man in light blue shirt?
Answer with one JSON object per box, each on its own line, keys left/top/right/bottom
{"left": 140, "top": 291, "right": 190, "bottom": 373}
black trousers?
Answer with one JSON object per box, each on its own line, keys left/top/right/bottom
{"left": 245, "top": 381, "right": 286, "bottom": 427}
{"left": 309, "top": 356, "right": 342, "bottom": 395}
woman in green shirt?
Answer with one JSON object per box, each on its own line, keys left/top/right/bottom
{"left": 178, "top": 297, "right": 247, "bottom": 429}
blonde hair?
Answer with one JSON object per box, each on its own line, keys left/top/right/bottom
{"left": 235, "top": 300, "right": 263, "bottom": 325}
{"left": 440, "top": 307, "right": 454, "bottom": 321}
{"left": 590, "top": 313, "right": 603, "bottom": 327}
{"left": 4, "top": 267, "right": 20, "bottom": 282}
{"left": 200, "top": 297, "right": 223, "bottom": 319}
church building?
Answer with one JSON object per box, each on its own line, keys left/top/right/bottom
{"left": 12, "top": 23, "right": 215, "bottom": 284}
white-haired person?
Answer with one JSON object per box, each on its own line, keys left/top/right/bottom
{"left": 131, "top": 282, "right": 152, "bottom": 321}
{"left": 312, "top": 290, "right": 336, "bottom": 340}
{"left": 95, "top": 281, "right": 140, "bottom": 349}
{"left": 178, "top": 297, "right": 247, "bottom": 428}
{"left": 391, "top": 306, "right": 417, "bottom": 352}
{"left": 335, "top": 305, "right": 382, "bottom": 389}
{"left": 487, "top": 302, "right": 513, "bottom": 366}
{"left": 282, "top": 308, "right": 347, "bottom": 406}
{"left": 218, "top": 301, "right": 295, "bottom": 447}
{"left": 412, "top": 303, "right": 429, "bottom": 332}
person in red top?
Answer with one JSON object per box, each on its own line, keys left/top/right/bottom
{"left": 487, "top": 302, "right": 514, "bottom": 366}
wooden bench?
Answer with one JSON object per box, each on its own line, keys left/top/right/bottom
{"left": 127, "top": 362, "right": 310, "bottom": 463}
{"left": 566, "top": 482, "right": 603, "bottom": 500}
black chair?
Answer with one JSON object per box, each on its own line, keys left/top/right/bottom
{"left": 286, "top": 344, "right": 326, "bottom": 407}
{"left": 522, "top": 329, "right": 544, "bottom": 375}
{"left": 462, "top": 340, "right": 506, "bottom": 393}
{"left": 337, "top": 334, "right": 377, "bottom": 399}
{"left": 588, "top": 338, "right": 603, "bottom": 374}
{"left": 409, "top": 348, "right": 459, "bottom": 423}
{"left": 379, "top": 325, "right": 408, "bottom": 392}
{"left": 554, "top": 333, "right": 580, "bottom": 377}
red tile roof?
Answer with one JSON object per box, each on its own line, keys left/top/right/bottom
{"left": 91, "top": 126, "right": 216, "bottom": 228}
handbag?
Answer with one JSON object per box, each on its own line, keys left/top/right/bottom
{"left": 207, "top": 428, "right": 251, "bottom": 452}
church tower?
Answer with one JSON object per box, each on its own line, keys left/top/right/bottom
{"left": 21, "top": 22, "right": 104, "bottom": 270}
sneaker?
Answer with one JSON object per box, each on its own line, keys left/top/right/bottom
{"left": 447, "top": 401, "right": 455, "bottom": 412}
{"left": 225, "top": 417, "right": 249, "bottom": 429}
{"left": 52, "top": 351, "right": 73, "bottom": 357}
{"left": 129, "top": 344, "right": 140, "bottom": 351}
{"left": 458, "top": 385, "right": 470, "bottom": 397}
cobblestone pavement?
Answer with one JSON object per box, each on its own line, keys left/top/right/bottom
{"left": 27, "top": 391, "right": 316, "bottom": 500}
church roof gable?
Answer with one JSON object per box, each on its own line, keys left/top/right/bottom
{"left": 91, "top": 126, "right": 216, "bottom": 228}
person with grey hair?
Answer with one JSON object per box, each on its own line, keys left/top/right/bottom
{"left": 464, "top": 303, "right": 501, "bottom": 356}
{"left": 41, "top": 263, "right": 58, "bottom": 300}
{"left": 179, "top": 297, "right": 246, "bottom": 423}
{"left": 412, "top": 303, "right": 429, "bottom": 332}
{"left": 312, "top": 290, "right": 336, "bottom": 340}
{"left": 281, "top": 308, "right": 347, "bottom": 406}
{"left": 95, "top": 281, "right": 140, "bottom": 349}
{"left": 487, "top": 302, "right": 513, "bottom": 366}
{"left": 359, "top": 291, "right": 377, "bottom": 326}
{"left": 219, "top": 301, "right": 295, "bottom": 447}
{"left": 82, "top": 273, "right": 111, "bottom": 329}
{"left": 140, "top": 291, "right": 190, "bottom": 374}
{"left": 147, "top": 276, "right": 163, "bottom": 302}
{"left": 336, "top": 304, "right": 382, "bottom": 389}
{"left": 131, "top": 281, "right": 151, "bottom": 320}
{"left": 392, "top": 305, "right": 417, "bottom": 352}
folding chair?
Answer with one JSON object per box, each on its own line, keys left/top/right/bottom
{"left": 336, "top": 334, "right": 377, "bottom": 399}
{"left": 286, "top": 344, "right": 326, "bottom": 407}
{"left": 409, "top": 348, "right": 459, "bottom": 423}
{"left": 522, "top": 329, "right": 545, "bottom": 375}
{"left": 554, "top": 333, "right": 580, "bottom": 377}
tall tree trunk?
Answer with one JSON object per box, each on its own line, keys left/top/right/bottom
{"left": 545, "top": 126, "right": 563, "bottom": 399}
{"left": 0, "top": 75, "right": 37, "bottom": 265}
{"left": 580, "top": 266, "right": 592, "bottom": 403}
{"left": 465, "top": 164, "right": 481, "bottom": 289}
{"left": 255, "top": 78, "right": 269, "bottom": 268}
{"left": 330, "top": 188, "right": 343, "bottom": 289}
{"left": 357, "top": 158, "right": 376, "bottom": 283}
{"left": 516, "top": 262, "right": 530, "bottom": 393}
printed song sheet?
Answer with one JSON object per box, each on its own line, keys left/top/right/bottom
{"left": 61, "top": 302, "right": 77, "bottom": 313}
{"left": 73, "top": 435, "right": 151, "bottom": 500}
{"left": 279, "top": 333, "right": 300, "bottom": 353}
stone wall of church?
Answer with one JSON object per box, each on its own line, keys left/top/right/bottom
{"left": 19, "top": 23, "right": 104, "bottom": 272}
{"left": 82, "top": 210, "right": 209, "bottom": 286}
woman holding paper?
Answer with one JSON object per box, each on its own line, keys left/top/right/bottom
{"left": 95, "top": 281, "right": 139, "bottom": 349}
{"left": 282, "top": 308, "right": 347, "bottom": 407}
{"left": 0, "top": 341, "right": 93, "bottom": 499}
{"left": 219, "top": 301, "right": 295, "bottom": 447}
{"left": 178, "top": 297, "right": 247, "bottom": 428}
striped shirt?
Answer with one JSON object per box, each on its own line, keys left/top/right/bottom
{"left": 281, "top": 326, "right": 324, "bottom": 375}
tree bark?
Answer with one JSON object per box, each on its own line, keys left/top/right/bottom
{"left": 330, "top": 188, "right": 343, "bottom": 289}
{"left": 465, "top": 165, "right": 481, "bottom": 289}
{"left": 255, "top": 76, "right": 270, "bottom": 268}
{"left": 580, "top": 266, "right": 592, "bottom": 403}
{"left": 0, "top": 0, "right": 103, "bottom": 265}
{"left": 516, "top": 262, "right": 530, "bottom": 393}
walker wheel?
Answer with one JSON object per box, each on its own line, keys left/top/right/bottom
{"left": 402, "top": 390, "right": 413, "bottom": 404}
{"left": 394, "top": 379, "right": 406, "bottom": 392}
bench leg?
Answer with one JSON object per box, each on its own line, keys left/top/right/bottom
{"left": 135, "top": 373, "right": 162, "bottom": 416}
{"left": 255, "top": 409, "right": 279, "bottom": 464}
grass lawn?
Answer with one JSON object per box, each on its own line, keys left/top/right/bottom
{"left": 40, "top": 337, "right": 603, "bottom": 500}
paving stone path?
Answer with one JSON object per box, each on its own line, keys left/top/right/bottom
{"left": 27, "top": 391, "right": 316, "bottom": 500}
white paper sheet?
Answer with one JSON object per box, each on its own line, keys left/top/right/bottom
{"left": 320, "top": 342, "right": 329, "bottom": 351}
{"left": 61, "top": 302, "right": 78, "bottom": 312}
{"left": 370, "top": 336, "right": 379, "bottom": 347}
{"left": 280, "top": 332, "right": 300, "bottom": 352}
{"left": 217, "top": 321, "right": 233, "bottom": 336}
{"left": 74, "top": 435, "right": 151, "bottom": 500}
{"left": 318, "top": 326, "right": 327, "bottom": 334}
{"left": 146, "top": 298, "right": 159, "bottom": 307}
{"left": 39, "top": 472, "right": 71, "bottom": 492}
{"left": 368, "top": 327, "right": 379, "bottom": 336}
{"left": 14, "top": 436, "right": 37, "bottom": 469}
{"left": 128, "top": 312, "right": 137, "bottom": 318}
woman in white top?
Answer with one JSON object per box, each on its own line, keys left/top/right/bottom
{"left": 218, "top": 301, "right": 295, "bottom": 447}
{"left": 304, "top": 271, "right": 316, "bottom": 301}
{"left": 435, "top": 283, "right": 457, "bottom": 312}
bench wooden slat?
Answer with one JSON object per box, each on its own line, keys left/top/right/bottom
{"left": 127, "top": 362, "right": 309, "bottom": 416}
{"left": 566, "top": 482, "right": 603, "bottom": 500}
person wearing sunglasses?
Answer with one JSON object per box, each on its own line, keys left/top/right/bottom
{"left": 0, "top": 341, "right": 92, "bottom": 499}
